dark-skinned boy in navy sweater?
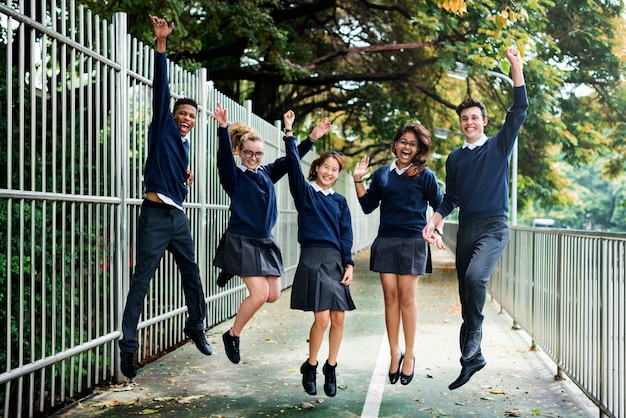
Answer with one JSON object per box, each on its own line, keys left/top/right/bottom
{"left": 119, "top": 15, "right": 211, "bottom": 380}
{"left": 422, "top": 46, "right": 528, "bottom": 390}
{"left": 282, "top": 110, "right": 355, "bottom": 398}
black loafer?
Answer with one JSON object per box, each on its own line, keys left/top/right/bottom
{"left": 322, "top": 361, "right": 337, "bottom": 397}
{"left": 300, "top": 360, "right": 318, "bottom": 395}
{"left": 448, "top": 357, "right": 487, "bottom": 390}
{"left": 222, "top": 329, "right": 240, "bottom": 363}
{"left": 120, "top": 351, "right": 137, "bottom": 379}
{"left": 184, "top": 329, "right": 213, "bottom": 356}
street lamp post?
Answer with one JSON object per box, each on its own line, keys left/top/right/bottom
{"left": 446, "top": 63, "right": 519, "bottom": 226}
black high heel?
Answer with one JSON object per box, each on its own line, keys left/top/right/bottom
{"left": 400, "top": 354, "right": 415, "bottom": 385}
{"left": 388, "top": 352, "right": 404, "bottom": 384}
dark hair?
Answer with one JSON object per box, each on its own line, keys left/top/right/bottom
{"left": 174, "top": 97, "right": 198, "bottom": 112}
{"left": 456, "top": 97, "right": 487, "bottom": 119}
{"left": 308, "top": 151, "right": 346, "bottom": 182}
{"left": 391, "top": 123, "right": 431, "bottom": 175}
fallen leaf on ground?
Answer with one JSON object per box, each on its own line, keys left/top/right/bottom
{"left": 300, "top": 401, "right": 315, "bottom": 409}
{"left": 177, "top": 394, "right": 206, "bottom": 403}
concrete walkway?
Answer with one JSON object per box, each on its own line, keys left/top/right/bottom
{"left": 53, "top": 247, "right": 596, "bottom": 417}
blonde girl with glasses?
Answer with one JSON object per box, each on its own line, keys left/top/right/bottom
{"left": 210, "top": 102, "right": 327, "bottom": 364}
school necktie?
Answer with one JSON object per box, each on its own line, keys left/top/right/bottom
{"left": 183, "top": 138, "right": 190, "bottom": 162}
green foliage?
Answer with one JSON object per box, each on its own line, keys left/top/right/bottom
{"left": 74, "top": 0, "right": 626, "bottom": 219}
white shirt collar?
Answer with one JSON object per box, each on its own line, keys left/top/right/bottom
{"left": 389, "top": 159, "right": 412, "bottom": 175}
{"left": 237, "top": 163, "right": 259, "bottom": 173}
{"left": 312, "top": 182, "right": 335, "bottom": 195}
{"left": 462, "top": 134, "right": 488, "bottom": 150}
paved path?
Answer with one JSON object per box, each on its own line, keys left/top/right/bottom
{"left": 53, "top": 247, "right": 596, "bottom": 417}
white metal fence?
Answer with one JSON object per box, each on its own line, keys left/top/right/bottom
{"left": 0, "top": 5, "right": 378, "bottom": 417}
{"left": 490, "top": 227, "right": 626, "bottom": 418}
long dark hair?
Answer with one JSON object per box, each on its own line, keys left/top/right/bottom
{"left": 391, "top": 122, "right": 431, "bottom": 176}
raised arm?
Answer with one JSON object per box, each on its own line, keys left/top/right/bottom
{"left": 270, "top": 115, "right": 330, "bottom": 182}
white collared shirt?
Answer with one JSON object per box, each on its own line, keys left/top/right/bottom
{"left": 311, "top": 182, "right": 335, "bottom": 196}
{"left": 389, "top": 159, "right": 412, "bottom": 175}
{"left": 237, "top": 163, "right": 259, "bottom": 174}
{"left": 462, "top": 134, "right": 488, "bottom": 150}
{"left": 155, "top": 136, "right": 190, "bottom": 211}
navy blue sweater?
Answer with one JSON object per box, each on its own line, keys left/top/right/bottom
{"left": 436, "top": 86, "right": 528, "bottom": 226}
{"left": 284, "top": 135, "right": 354, "bottom": 266}
{"left": 358, "top": 164, "right": 442, "bottom": 239}
{"left": 143, "top": 52, "right": 189, "bottom": 207}
{"left": 217, "top": 126, "right": 314, "bottom": 238}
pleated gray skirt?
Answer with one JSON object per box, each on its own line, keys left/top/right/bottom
{"left": 369, "top": 236, "right": 431, "bottom": 275}
{"left": 213, "top": 231, "right": 284, "bottom": 277}
{"left": 290, "top": 247, "right": 356, "bottom": 312}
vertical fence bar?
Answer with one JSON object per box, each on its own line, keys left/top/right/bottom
{"left": 113, "top": 11, "right": 128, "bottom": 383}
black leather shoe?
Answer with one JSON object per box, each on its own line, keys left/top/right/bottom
{"left": 184, "top": 329, "right": 213, "bottom": 356}
{"left": 120, "top": 351, "right": 137, "bottom": 379}
{"left": 216, "top": 271, "right": 234, "bottom": 287}
{"left": 388, "top": 352, "right": 404, "bottom": 384}
{"left": 222, "top": 329, "right": 240, "bottom": 363}
{"left": 300, "top": 360, "right": 318, "bottom": 395}
{"left": 448, "top": 357, "right": 487, "bottom": 390}
{"left": 322, "top": 361, "right": 337, "bottom": 397}
{"left": 461, "top": 328, "right": 482, "bottom": 361}
{"left": 400, "top": 354, "right": 415, "bottom": 385}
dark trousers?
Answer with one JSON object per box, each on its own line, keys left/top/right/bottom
{"left": 455, "top": 216, "right": 509, "bottom": 351}
{"left": 119, "top": 204, "right": 206, "bottom": 353}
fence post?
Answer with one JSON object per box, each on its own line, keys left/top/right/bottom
{"left": 113, "top": 11, "right": 129, "bottom": 383}
{"left": 195, "top": 67, "right": 209, "bottom": 310}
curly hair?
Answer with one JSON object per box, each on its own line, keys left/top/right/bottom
{"left": 229, "top": 122, "right": 264, "bottom": 154}
{"left": 307, "top": 151, "right": 346, "bottom": 182}
{"left": 391, "top": 123, "right": 431, "bottom": 176}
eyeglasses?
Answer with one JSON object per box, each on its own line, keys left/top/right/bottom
{"left": 241, "top": 150, "right": 264, "bottom": 159}
{"left": 398, "top": 139, "right": 418, "bottom": 148}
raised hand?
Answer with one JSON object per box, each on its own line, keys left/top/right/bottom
{"left": 283, "top": 110, "right": 295, "bottom": 130}
{"left": 211, "top": 102, "right": 228, "bottom": 128}
{"left": 353, "top": 156, "right": 371, "bottom": 180}
{"left": 150, "top": 15, "right": 174, "bottom": 40}
{"left": 505, "top": 46, "right": 522, "bottom": 67}
{"left": 309, "top": 118, "right": 331, "bottom": 141}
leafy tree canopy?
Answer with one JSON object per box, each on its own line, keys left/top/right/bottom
{"left": 78, "top": 0, "right": 626, "bottom": 214}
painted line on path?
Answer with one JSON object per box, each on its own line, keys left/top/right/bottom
{"left": 360, "top": 331, "right": 390, "bottom": 417}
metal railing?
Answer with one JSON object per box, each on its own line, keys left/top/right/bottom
{"left": 0, "top": 5, "right": 378, "bottom": 417}
{"left": 488, "top": 227, "right": 625, "bottom": 418}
